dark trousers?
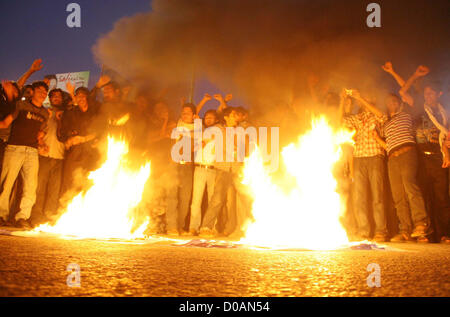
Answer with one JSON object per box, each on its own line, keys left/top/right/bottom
{"left": 419, "top": 153, "right": 450, "bottom": 238}
{"left": 353, "top": 155, "right": 387, "bottom": 236}
{"left": 388, "top": 148, "right": 429, "bottom": 234}
{"left": 30, "top": 156, "right": 63, "bottom": 224}
{"left": 174, "top": 163, "right": 194, "bottom": 231}
{"left": 61, "top": 144, "right": 98, "bottom": 198}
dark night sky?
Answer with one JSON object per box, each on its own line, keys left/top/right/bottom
{"left": 0, "top": 0, "right": 151, "bottom": 87}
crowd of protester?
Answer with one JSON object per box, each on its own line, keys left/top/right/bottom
{"left": 0, "top": 58, "right": 449, "bottom": 245}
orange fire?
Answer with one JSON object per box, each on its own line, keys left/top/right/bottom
{"left": 240, "top": 116, "right": 354, "bottom": 250}
{"left": 35, "top": 136, "right": 151, "bottom": 239}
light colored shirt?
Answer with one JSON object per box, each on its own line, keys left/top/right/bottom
{"left": 40, "top": 113, "right": 65, "bottom": 159}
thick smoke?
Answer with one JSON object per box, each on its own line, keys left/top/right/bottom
{"left": 94, "top": 0, "right": 450, "bottom": 125}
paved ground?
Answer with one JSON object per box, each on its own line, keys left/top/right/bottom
{"left": 0, "top": 228, "right": 449, "bottom": 297}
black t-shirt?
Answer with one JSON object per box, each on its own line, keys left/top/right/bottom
{"left": 8, "top": 100, "right": 49, "bottom": 148}
{"left": 60, "top": 107, "right": 97, "bottom": 143}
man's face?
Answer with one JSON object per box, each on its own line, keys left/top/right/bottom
{"left": 181, "top": 106, "right": 194, "bottom": 124}
{"left": 386, "top": 95, "right": 400, "bottom": 114}
{"left": 102, "top": 84, "right": 119, "bottom": 102}
{"left": 33, "top": 86, "right": 48, "bottom": 105}
{"left": 224, "top": 110, "right": 238, "bottom": 127}
{"left": 49, "top": 91, "right": 63, "bottom": 107}
{"left": 75, "top": 92, "right": 89, "bottom": 112}
{"left": 424, "top": 87, "right": 441, "bottom": 106}
{"left": 204, "top": 113, "right": 217, "bottom": 127}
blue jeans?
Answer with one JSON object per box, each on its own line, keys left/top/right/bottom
{"left": 0, "top": 145, "right": 39, "bottom": 221}
{"left": 353, "top": 155, "right": 387, "bottom": 236}
{"left": 189, "top": 166, "right": 216, "bottom": 231}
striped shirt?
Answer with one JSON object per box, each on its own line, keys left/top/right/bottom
{"left": 382, "top": 111, "right": 416, "bottom": 155}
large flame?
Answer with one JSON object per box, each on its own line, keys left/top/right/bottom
{"left": 241, "top": 116, "right": 354, "bottom": 250}
{"left": 36, "top": 136, "right": 151, "bottom": 239}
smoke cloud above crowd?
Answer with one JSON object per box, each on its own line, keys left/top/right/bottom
{"left": 94, "top": 0, "right": 450, "bottom": 121}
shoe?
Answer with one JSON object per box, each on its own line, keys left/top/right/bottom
{"left": 189, "top": 229, "right": 198, "bottom": 236}
{"left": 198, "top": 228, "right": 215, "bottom": 238}
{"left": 166, "top": 229, "right": 179, "bottom": 236}
{"left": 15, "top": 219, "right": 31, "bottom": 230}
{"left": 440, "top": 236, "right": 450, "bottom": 244}
{"left": 351, "top": 234, "right": 370, "bottom": 242}
{"left": 411, "top": 225, "right": 427, "bottom": 238}
{"left": 373, "top": 233, "right": 388, "bottom": 243}
{"left": 180, "top": 230, "right": 191, "bottom": 237}
{"left": 416, "top": 235, "right": 429, "bottom": 243}
{"left": 390, "top": 232, "right": 414, "bottom": 243}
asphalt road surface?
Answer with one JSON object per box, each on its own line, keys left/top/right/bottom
{"left": 0, "top": 228, "right": 449, "bottom": 297}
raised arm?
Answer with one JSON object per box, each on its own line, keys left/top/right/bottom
{"left": 399, "top": 65, "right": 430, "bottom": 107}
{"left": 17, "top": 59, "right": 44, "bottom": 88}
{"left": 214, "top": 93, "right": 232, "bottom": 114}
{"left": 381, "top": 62, "right": 406, "bottom": 87}
{"left": 196, "top": 93, "right": 212, "bottom": 115}
{"left": 350, "top": 89, "right": 384, "bottom": 118}
{"left": 89, "top": 75, "right": 111, "bottom": 101}
{"left": 0, "top": 114, "right": 14, "bottom": 129}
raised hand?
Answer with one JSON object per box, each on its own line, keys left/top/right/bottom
{"left": 224, "top": 94, "right": 233, "bottom": 102}
{"left": 96, "top": 75, "right": 111, "bottom": 88}
{"left": 203, "top": 93, "right": 212, "bottom": 101}
{"left": 381, "top": 62, "right": 394, "bottom": 73}
{"left": 214, "top": 94, "right": 224, "bottom": 102}
{"left": 29, "top": 59, "right": 44, "bottom": 73}
{"left": 414, "top": 65, "right": 430, "bottom": 77}
{"left": 66, "top": 81, "right": 75, "bottom": 95}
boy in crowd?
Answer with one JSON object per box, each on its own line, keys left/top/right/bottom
{"left": 189, "top": 109, "right": 220, "bottom": 235}
{"left": 30, "top": 89, "right": 66, "bottom": 226}
{"left": 59, "top": 87, "right": 99, "bottom": 205}
{"left": 167, "top": 103, "right": 197, "bottom": 235}
{"left": 372, "top": 93, "right": 430, "bottom": 242}
{"left": 397, "top": 65, "right": 450, "bottom": 243}
{"left": 199, "top": 107, "right": 251, "bottom": 239}
{"left": 341, "top": 89, "right": 388, "bottom": 242}
{"left": 0, "top": 81, "right": 49, "bottom": 228}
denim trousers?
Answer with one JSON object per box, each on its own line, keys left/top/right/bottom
{"left": 201, "top": 169, "right": 252, "bottom": 233}
{"left": 189, "top": 166, "right": 216, "bottom": 231}
{"left": 166, "top": 163, "right": 194, "bottom": 231}
{"left": 0, "top": 145, "right": 39, "bottom": 221}
{"left": 388, "top": 148, "right": 429, "bottom": 234}
{"left": 30, "top": 156, "right": 63, "bottom": 223}
{"left": 352, "top": 155, "right": 387, "bottom": 236}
